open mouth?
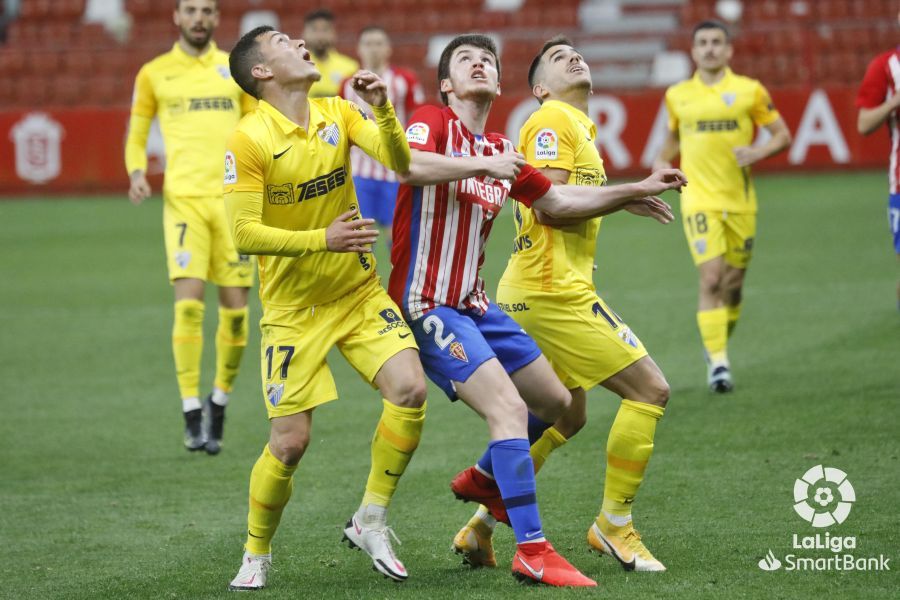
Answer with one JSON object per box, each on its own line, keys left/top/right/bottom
{"left": 569, "top": 65, "right": 585, "bottom": 73}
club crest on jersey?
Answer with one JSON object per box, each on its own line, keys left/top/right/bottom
{"left": 175, "top": 251, "right": 192, "bottom": 269}
{"left": 448, "top": 340, "right": 469, "bottom": 363}
{"left": 535, "top": 128, "right": 558, "bottom": 160}
{"left": 721, "top": 92, "right": 736, "bottom": 106}
{"left": 266, "top": 383, "right": 284, "bottom": 407}
{"left": 406, "top": 122, "right": 429, "bottom": 145}
{"left": 224, "top": 151, "right": 237, "bottom": 184}
{"left": 318, "top": 123, "right": 341, "bottom": 147}
{"left": 217, "top": 65, "right": 230, "bottom": 79}
{"left": 695, "top": 239, "right": 707, "bottom": 255}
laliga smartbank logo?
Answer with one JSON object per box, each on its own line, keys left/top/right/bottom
{"left": 757, "top": 465, "right": 891, "bottom": 573}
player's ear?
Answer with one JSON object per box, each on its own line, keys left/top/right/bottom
{"left": 496, "top": 82, "right": 502, "bottom": 97}
{"left": 440, "top": 77, "right": 452, "bottom": 96}
{"left": 251, "top": 63, "right": 273, "bottom": 83}
{"left": 532, "top": 83, "right": 547, "bottom": 102}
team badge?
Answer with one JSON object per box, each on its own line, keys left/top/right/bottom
{"left": 217, "top": 65, "right": 230, "bottom": 79}
{"left": 534, "top": 128, "right": 558, "bottom": 160}
{"left": 318, "top": 123, "right": 341, "bottom": 147}
{"left": 224, "top": 151, "right": 237, "bottom": 184}
{"left": 721, "top": 92, "right": 736, "bottom": 107}
{"left": 175, "top": 251, "right": 192, "bottom": 269}
{"left": 448, "top": 341, "right": 469, "bottom": 363}
{"left": 694, "top": 239, "right": 707, "bottom": 255}
{"left": 266, "top": 383, "right": 285, "bottom": 407}
{"left": 617, "top": 327, "right": 640, "bottom": 349}
{"left": 406, "top": 122, "right": 429, "bottom": 145}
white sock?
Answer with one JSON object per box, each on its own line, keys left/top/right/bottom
{"left": 211, "top": 387, "right": 229, "bottom": 406}
{"left": 182, "top": 397, "right": 201, "bottom": 412}
{"left": 358, "top": 503, "right": 387, "bottom": 526}
{"left": 475, "top": 505, "right": 497, "bottom": 530}
{"left": 474, "top": 464, "right": 494, "bottom": 479}
{"left": 603, "top": 511, "right": 632, "bottom": 527}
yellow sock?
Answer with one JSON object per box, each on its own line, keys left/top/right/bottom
{"left": 726, "top": 303, "right": 742, "bottom": 337}
{"left": 530, "top": 426, "right": 567, "bottom": 474}
{"left": 246, "top": 445, "right": 297, "bottom": 555}
{"left": 214, "top": 306, "right": 249, "bottom": 393}
{"left": 173, "top": 299, "right": 204, "bottom": 400}
{"left": 601, "top": 399, "right": 664, "bottom": 517}
{"left": 362, "top": 400, "right": 426, "bottom": 507}
{"left": 697, "top": 307, "right": 728, "bottom": 363}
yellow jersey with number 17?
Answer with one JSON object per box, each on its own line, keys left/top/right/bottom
{"left": 664, "top": 68, "right": 780, "bottom": 214}
{"left": 500, "top": 100, "right": 607, "bottom": 293}
{"left": 125, "top": 42, "right": 255, "bottom": 196}
{"left": 224, "top": 98, "right": 409, "bottom": 311}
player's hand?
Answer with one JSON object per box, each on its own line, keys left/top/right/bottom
{"left": 624, "top": 197, "right": 674, "bottom": 224}
{"left": 325, "top": 209, "right": 378, "bottom": 252}
{"left": 351, "top": 70, "right": 388, "bottom": 107}
{"left": 733, "top": 146, "right": 759, "bottom": 167}
{"left": 128, "top": 170, "right": 152, "bottom": 205}
{"left": 481, "top": 152, "right": 526, "bottom": 181}
{"left": 638, "top": 168, "right": 687, "bottom": 196}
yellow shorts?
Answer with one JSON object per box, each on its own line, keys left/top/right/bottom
{"left": 162, "top": 194, "right": 255, "bottom": 286}
{"left": 495, "top": 283, "right": 647, "bottom": 390}
{"left": 682, "top": 209, "right": 756, "bottom": 269}
{"left": 258, "top": 276, "right": 418, "bottom": 419}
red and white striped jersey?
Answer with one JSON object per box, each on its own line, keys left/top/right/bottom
{"left": 339, "top": 66, "right": 424, "bottom": 182}
{"left": 389, "top": 105, "right": 552, "bottom": 320}
{"left": 857, "top": 48, "right": 900, "bottom": 193}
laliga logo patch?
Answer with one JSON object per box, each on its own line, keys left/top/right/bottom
{"left": 406, "top": 122, "right": 429, "bottom": 145}
{"left": 793, "top": 465, "right": 855, "bottom": 527}
{"left": 266, "top": 383, "right": 285, "bottom": 407}
{"left": 534, "top": 128, "right": 558, "bottom": 160}
{"left": 175, "top": 251, "right": 192, "bottom": 269}
{"left": 224, "top": 151, "right": 237, "bottom": 185}
{"left": 318, "top": 123, "right": 341, "bottom": 147}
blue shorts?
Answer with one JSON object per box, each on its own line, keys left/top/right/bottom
{"left": 889, "top": 194, "right": 900, "bottom": 253}
{"left": 354, "top": 176, "right": 399, "bottom": 226}
{"left": 409, "top": 303, "right": 543, "bottom": 400}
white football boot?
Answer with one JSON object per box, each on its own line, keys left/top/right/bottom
{"left": 228, "top": 551, "right": 271, "bottom": 591}
{"left": 708, "top": 361, "right": 734, "bottom": 394}
{"left": 342, "top": 514, "right": 408, "bottom": 581}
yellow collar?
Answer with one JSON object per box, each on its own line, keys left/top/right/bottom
{"left": 692, "top": 67, "right": 734, "bottom": 88}
{"left": 258, "top": 99, "right": 328, "bottom": 135}
{"left": 172, "top": 40, "right": 219, "bottom": 65}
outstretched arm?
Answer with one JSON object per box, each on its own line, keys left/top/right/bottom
{"left": 399, "top": 149, "right": 527, "bottom": 186}
{"left": 345, "top": 70, "right": 410, "bottom": 173}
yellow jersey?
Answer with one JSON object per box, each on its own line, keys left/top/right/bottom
{"left": 125, "top": 42, "right": 255, "bottom": 197}
{"left": 308, "top": 50, "right": 359, "bottom": 98}
{"left": 664, "top": 68, "right": 780, "bottom": 214}
{"left": 224, "top": 97, "right": 409, "bottom": 310}
{"left": 501, "top": 100, "right": 607, "bottom": 292}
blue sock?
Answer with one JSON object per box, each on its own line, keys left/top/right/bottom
{"left": 477, "top": 413, "right": 552, "bottom": 476}
{"left": 489, "top": 438, "right": 543, "bottom": 544}
{"left": 527, "top": 413, "right": 552, "bottom": 445}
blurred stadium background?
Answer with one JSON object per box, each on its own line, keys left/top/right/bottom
{"left": 0, "top": 0, "right": 894, "bottom": 193}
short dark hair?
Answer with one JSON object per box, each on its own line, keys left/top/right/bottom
{"left": 304, "top": 9, "right": 334, "bottom": 24}
{"left": 692, "top": 20, "right": 731, "bottom": 42}
{"left": 527, "top": 35, "right": 574, "bottom": 99}
{"left": 437, "top": 33, "right": 500, "bottom": 105}
{"left": 229, "top": 25, "right": 274, "bottom": 99}
{"left": 175, "top": 0, "right": 218, "bottom": 7}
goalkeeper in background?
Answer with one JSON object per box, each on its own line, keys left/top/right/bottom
{"left": 125, "top": 0, "right": 256, "bottom": 454}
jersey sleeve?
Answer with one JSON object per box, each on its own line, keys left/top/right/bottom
{"left": 343, "top": 98, "right": 411, "bottom": 173}
{"left": 857, "top": 55, "right": 889, "bottom": 109}
{"left": 521, "top": 106, "right": 578, "bottom": 171}
{"left": 223, "top": 130, "right": 328, "bottom": 257}
{"left": 664, "top": 88, "right": 679, "bottom": 132}
{"left": 124, "top": 66, "right": 156, "bottom": 174}
{"left": 750, "top": 82, "right": 781, "bottom": 127}
{"left": 404, "top": 105, "right": 444, "bottom": 153}
{"left": 510, "top": 164, "right": 553, "bottom": 208}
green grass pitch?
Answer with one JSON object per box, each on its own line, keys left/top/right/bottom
{"left": 0, "top": 172, "right": 897, "bottom": 599}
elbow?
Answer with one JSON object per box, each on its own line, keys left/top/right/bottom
{"left": 231, "top": 224, "right": 254, "bottom": 255}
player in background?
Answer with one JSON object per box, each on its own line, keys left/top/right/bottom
{"left": 452, "top": 37, "right": 672, "bottom": 573}
{"left": 125, "top": 0, "right": 256, "bottom": 455}
{"left": 653, "top": 20, "right": 791, "bottom": 393}
{"left": 304, "top": 9, "right": 358, "bottom": 98}
{"left": 391, "top": 33, "right": 684, "bottom": 586}
{"left": 340, "top": 26, "right": 425, "bottom": 247}
{"left": 856, "top": 10, "right": 900, "bottom": 309}
{"left": 223, "top": 26, "right": 427, "bottom": 591}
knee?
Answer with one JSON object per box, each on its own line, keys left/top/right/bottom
{"left": 385, "top": 374, "right": 427, "bottom": 409}
{"left": 700, "top": 274, "right": 721, "bottom": 296}
{"left": 641, "top": 376, "right": 670, "bottom": 408}
{"left": 557, "top": 405, "right": 587, "bottom": 438}
{"left": 269, "top": 430, "right": 310, "bottom": 465}
{"left": 489, "top": 392, "right": 529, "bottom": 430}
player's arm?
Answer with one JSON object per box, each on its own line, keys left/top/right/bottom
{"left": 344, "top": 70, "right": 410, "bottom": 173}
{"left": 124, "top": 66, "right": 156, "bottom": 205}
{"left": 224, "top": 132, "right": 377, "bottom": 256}
{"left": 531, "top": 168, "right": 685, "bottom": 221}
{"left": 652, "top": 129, "right": 680, "bottom": 172}
{"left": 734, "top": 83, "right": 792, "bottom": 167}
{"left": 858, "top": 96, "right": 900, "bottom": 135}
{"left": 400, "top": 149, "right": 524, "bottom": 185}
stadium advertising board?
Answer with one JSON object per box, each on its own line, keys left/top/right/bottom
{"left": 0, "top": 86, "right": 889, "bottom": 194}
